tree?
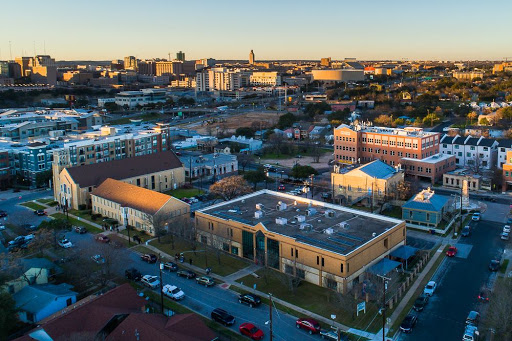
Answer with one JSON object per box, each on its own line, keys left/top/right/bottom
{"left": 267, "top": 133, "right": 286, "bottom": 155}
{"left": 304, "top": 102, "right": 331, "bottom": 118}
{"left": 479, "top": 117, "right": 490, "bottom": 125}
{"left": 483, "top": 277, "right": 512, "bottom": 339}
{"left": 237, "top": 154, "right": 253, "bottom": 172}
{"left": 291, "top": 165, "right": 318, "bottom": 179}
{"left": 0, "top": 292, "right": 18, "bottom": 340}
{"left": 244, "top": 167, "right": 267, "bottom": 189}
{"left": 235, "top": 127, "right": 254, "bottom": 138}
{"left": 467, "top": 111, "right": 478, "bottom": 125}
{"left": 395, "top": 181, "right": 412, "bottom": 200}
{"left": 35, "top": 170, "right": 52, "bottom": 188}
{"left": 422, "top": 113, "right": 441, "bottom": 127}
{"left": 374, "top": 114, "right": 393, "bottom": 126}
{"left": 209, "top": 176, "right": 252, "bottom": 201}
{"left": 277, "top": 112, "right": 297, "bottom": 130}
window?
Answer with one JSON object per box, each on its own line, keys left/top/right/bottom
{"left": 223, "top": 243, "right": 230, "bottom": 252}
{"left": 426, "top": 213, "right": 430, "bottom": 221}
{"left": 325, "top": 277, "right": 337, "bottom": 290}
{"left": 340, "top": 263, "right": 344, "bottom": 273}
{"left": 384, "top": 238, "right": 388, "bottom": 249}
{"left": 321, "top": 257, "right": 325, "bottom": 267}
{"left": 295, "top": 249, "right": 299, "bottom": 258}
{"left": 284, "top": 264, "right": 294, "bottom": 275}
{"left": 297, "top": 268, "right": 305, "bottom": 279}
{"left": 231, "top": 246, "right": 239, "bottom": 256}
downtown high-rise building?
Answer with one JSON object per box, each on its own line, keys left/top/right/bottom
{"left": 249, "top": 50, "right": 255, "bottom": 65}
{"left": 176, "top": 51, "right": 185, "bottom": 61}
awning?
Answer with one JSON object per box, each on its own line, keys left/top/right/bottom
{"left": 368, "top": 258, "right": 402, "bottom": 276}
{"left": 390, "top": 245, "right": 418, "bottom": 260}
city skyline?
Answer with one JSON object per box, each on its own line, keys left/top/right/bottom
{"left": 1, "top": 0, "right": 511, "bottom": 61}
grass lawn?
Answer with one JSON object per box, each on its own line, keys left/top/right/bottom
{"left": 350, "top": 205, "right": 372, "bottom": 212}
{"left": 150, "top": 235, "right": 250, "bottom": 276}
{"left": 381, "top": 206, "right": 402, "bottom": 219}
{"left": 20, "top": 202, "right": 46, "bottom": 211}
{"left": 119, "top": 229, "right": 151, "bottom": 244}
{"left": 135, "top": 285, "right": 247, "bottom": 341}
{"left": 236, "top": 268, "right": 381, "bottom": 332}
{"left": 132, "top": 245, "right": 156, "bottom": 255}
{"left": 163, "top": 188, "right": 204, "bottom": 198}
{"left": 500, "top": 259, "right": 510, "bottom": 274}
{"left": 388, "top": 246, "right": 448, "bottom": 337}
{"left": 69, "top": 209, "right": 95, "bottom": 222}
{"left": 50, "top": 213, "right": 102, "bottom": 234}
{"left": 37, "top": 198, "right": 58, "bottom": 206}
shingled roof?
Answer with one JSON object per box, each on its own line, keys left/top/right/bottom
{"left": 92, "top": 178, "right": 186, "bottom": 215}
{"left": 65, "top": 151, "right": 183, "bottom": 188}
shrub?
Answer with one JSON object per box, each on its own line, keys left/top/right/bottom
{"left": 78, "top": 204, "right": 87, "bottom": 211}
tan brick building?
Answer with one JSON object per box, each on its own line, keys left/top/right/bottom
{"left": 57, "top": 151, "right": 185, "bottom": 210}
{"left": 195, "top": 190, "right": 405, "bottom": 293}
{"left": 91, "top": 179, "right": 189, "bottom": 236}
{"left": 331, "top": 160, "right": 404, "bottom": 205}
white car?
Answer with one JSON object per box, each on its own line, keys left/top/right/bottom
{"left": 162, "top": 284, "right": 185, "bottom": 300}
{"left": 501, "top": 232, "right": 510, "bottom": 241}
{"left": 141, "top": 275, "right": 160, "bottom": 289}
{"left": 504, "top": 225, "right": 511, "bottom": 233}
{"left": 58, "top": 238, "right": 73, "bottom": 248}
{"left": 423, "top": 281, "right": 437, "bottom": 296}
{"left": 472, "top": 212, "right": 481, "bottom": 221}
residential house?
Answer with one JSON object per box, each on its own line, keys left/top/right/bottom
{"left": 309, "top": 126, "right": 327, "bottom": 140}
{"left": 439, "top": 134, "right": 498, "bottom": 170}
{"left": 13, "top": 283, "right": 77, "bottom": 323}
{"left": 3, "top": 258, "right": 62, "bottom": 295}
{"left": 91, "top": 178, "right": 190, "bottom": 236}
{"left": 214, "top": 143, "right": 231, "bottom": 154}
{"left": 14, "top": 283, "right": 215, "bottom": 341}
{"left": 57, "top": 151, "right": 185, "bottom": 209}
{"left": 402, "top": 188, "right": 451, "bottom": 229}
{"left": 331, "top": 159, "right": 404, "bottom": 205}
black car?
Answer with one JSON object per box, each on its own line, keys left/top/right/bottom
{"left": 34, "top": 209, "right": 46, "bottom": 216}
{"left": 211, "top": 308, "right": 235, "bottom": 326}
{"left": 177, "top": 269, "right": 196, "bottom": 279}
{"left": 141, "top": 254, "right": 158, "bottom": 263}
{"left": 489, "top": 260, "right": 500, "bottom": 271}
{"left": 461, "top": 226, "right": 470, "bottom": 237}
{"left": 413, "top": 295, "right": 429, "bottom": 312}
{"left": 0, "top": 210, "right": 7, "bottom": 218}
{"left": 400, "top": 314, "right": 418, "bottom": 333}
{"left": 238, "top": 293, "right": 262, "bottom": 308}
{"left": 163, "top": 262, "right": 178, "bottom": 272}
{"left": 74, "top": 226, "right": 87, "bottom": 234}
{"left": 507, "top": 218, "right": 512, "bottom": 225}
{"left": 22, "top": 224, "right": 36, "bottom": 231}
{"left": 125, "top": 268, "right": 142, "bottom": 281}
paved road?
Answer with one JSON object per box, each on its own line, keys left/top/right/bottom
{"left": 0, "top": 189, "right": 52, "bottom": 229}
{"left": 65, "top": 233, "right": 321, "bottom": 341}
{"left": 399, "top": 219, "right": 504, "bottom": 340}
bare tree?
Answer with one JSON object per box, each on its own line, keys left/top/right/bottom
{"left": 237, "top": 154, "right": 253, "bottom": 172}
{"left": 209, "top": 175, "right": 252, "bottom": 201}
{"left": 483, "top": 277, "right": 512, "bottom": 339}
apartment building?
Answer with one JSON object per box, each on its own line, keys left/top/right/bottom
{"left": 114, "top": 88, "right": 167, "bottom": 108}
{"left": 6, "top": 142, "right": 57, "bottom": 187}
{"left": 196, "top": 68, "right": 245, "bottom": 92}
{"left": 496, "top": 139, "right": 512, "bottom": 169}
{"left": 195, "top": 190, "right": 405, "bottom": 293}
{"left": 155, "top": 61, "right": 183, "bottom": 76}
{"left": 452, "top": 71, "right": 484, "bottom": 81}
{"left": 91, "top": 179, "right": 189, "bottom": 236}
{"left": 333, "top": 124, "right": 440, "bottom": 167}
{"left": 57, "top": 151, "right": 185, "bottom": 209}
{"left": 249, "top": 71, "right": 282, "bottom": 86}
{"left": 439, "top": 135, "right": 498, "bottom": 170}
{"left": 52, "top": 125, "right": 173, "bottom": 200}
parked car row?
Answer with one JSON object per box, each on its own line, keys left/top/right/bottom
{"left": 400, "top": 280, "right": 438, "bottom": 334}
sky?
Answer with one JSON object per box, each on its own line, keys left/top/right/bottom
{"left": 1, "top": 0, "right": 511, "bottom": 61}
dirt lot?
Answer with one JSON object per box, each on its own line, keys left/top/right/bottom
{"left": 187, "top": 111, "right": 283, "bottom": 135}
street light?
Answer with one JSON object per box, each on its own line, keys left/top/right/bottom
{"left": 159, "top": 258, "right": 164, "bottom": 315}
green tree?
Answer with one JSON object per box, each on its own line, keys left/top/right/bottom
{"left": 374, "top": 114, "right": 393, "bottom": 126}
{"left": 304, "top": 102, "right": 331, "bottom": 118}
{"left": 244, "top": 167, "right": 267, "bottom": 189}
{"left": 235, "top": 127, "right": 254, "bottom": 138}
{"left": 423, "top": 113, "right": 441, "bottom": 127}
{"left": 0, "top": 292, "right": 18, "bottom": 340}
{"left": 35, "top": 170, "right": 52, "bottom": 188}
{"left": 277, "top": 112, "right": 297, "bottom": 129}
{"left": 291, "top": 165, "right": 318, "bottom": 179}
{"left": 479, "top": 117, "right": 491, "bottom": 125}
{"left": 104, "top": 102, "right": 119, "bottom": 112}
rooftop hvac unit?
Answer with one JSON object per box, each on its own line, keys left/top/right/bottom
{"left": 372, "top": 232, "right": 377, "bottom": 237}
{"left": 255, "top": 210, "right": 263, "bottom": 219}
{"left": 256, "top": 203, "right": 264, "bottom": 210}
{"left": 299, "top": 223, "right": 312, "bottom": 231}
{"left": 276, "top": 202, "right": 287, "bottom": 211}
{"left": 297, "top": 215, "right": 306, "bottom": 222}
{"left": 275, "top": 217, "right": 287, "bottom": 225}
{"left": 306, "top": 208, "right": 317, "bottom": 216}
{"left": 324, "top": 227, "right": 334, "bottom": 235}
{"left": 294, "top": 201, "right": 297, "bottom": 205}
{"left": 325, "top": 210, "right": 335, "bottom": 218}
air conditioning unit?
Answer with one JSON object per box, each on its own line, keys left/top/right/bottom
{"left": 255, "top": 210, "right": 263, "bottom": 219}
{"left": 324, "top": 227, "right": 334, "bottom": 235}
{"left": 306, "top": 208, "right": 317, "bottom": 216}
{"left": 297, "top": 215, "right": 306, "bottom": 222}
{"left": 276, "top": 202, "right": 287, "bottom": 211}
{"left": 275, "top": 217, "right": 287, "bottom": 225}
{"left": 325, "top": 210, "right": 335, "bottom": 218}
{"left": 256, "top": 203, "right": 264, "bottom": 210}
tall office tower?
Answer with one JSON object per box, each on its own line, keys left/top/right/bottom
{"left": 249, "top": 50, "right": 255, "bottom": 65}
{"left": 176, "top": 51, "right": 185, "bottom": 61}
{"left": 124, "top": 56, "right": 137, "bottom": 70}
{"left": 15, "top": 57, "right": 33, "bottom": 77}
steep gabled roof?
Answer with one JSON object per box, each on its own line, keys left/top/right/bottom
{"left": 65, "top": 150, "right": 183, "bottom": 188}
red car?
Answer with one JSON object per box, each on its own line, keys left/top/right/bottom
{"left": 95, "top": 235, "right": 110, "bottom": 243}
{"left": 478, "top": 290, "right": 490, "bottom": 302}
{"left": 141, "top": 254, "right": 158, "bottom": 264}
{"left": 296, "top": 318, "right": 321, "bottom": 335}
{"left": 278, "top": 184, "right": 286, "bottom": 191}
{"left": 446, "top": 246, "right": 457, "bottom": 257}
{"left": 239, "top": 323, "right": 264, "bottom": 340}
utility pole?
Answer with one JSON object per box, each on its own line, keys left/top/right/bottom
{"left": 269, "top": 293, "right": 273, "bottom": 341}
{"left": 159, "top": 256, "right": 164, "bottom": 315}
{"left": 376, "top": 274, "right": 390, "bottom": 341}
{"left": 459, "top": 185, "right": 463, "bottom": 235}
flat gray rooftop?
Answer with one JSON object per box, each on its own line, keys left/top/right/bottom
{"left": 200, "top": 190, "right": 402, "bottom": 256}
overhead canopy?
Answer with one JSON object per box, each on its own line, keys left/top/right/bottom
{"left": 390, "top": 245, "right": 418, "bottom": 260}
{"left": 368, "top": 258, "right": 402, "bottom": 276}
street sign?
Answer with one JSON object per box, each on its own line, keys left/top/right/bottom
{"left": 178, "top": 111, "right": 183, "bottom": 117}
{"left": 357, "top": 301, "right": 366, "bottom": 316}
